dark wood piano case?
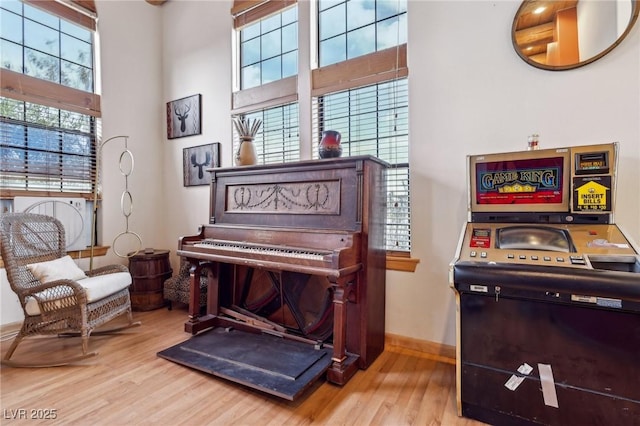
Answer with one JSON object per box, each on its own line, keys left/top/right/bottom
{"left": 159, "top": 156, "right": 388, "bottom": 400}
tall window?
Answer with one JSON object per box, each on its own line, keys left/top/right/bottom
{"left": 232, "top": 2, "right": 300, "bottom": 164}
{"left": 313, "top": 78, "right": 410, "bottom": 251}
{"left": 313, "top": 0, "right": 410, "bottom": 252}
{"left": 232, "top": 0, "right": 414, "bottom": 266}
{"left": 0, "top": 0, "right": 99, "bottom": 197}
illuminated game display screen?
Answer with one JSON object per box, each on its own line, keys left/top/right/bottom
{"left": 475, "top": 156, "right": 564, "bottom": 205}
{"left": 469, "top": 149, "right": 571, "bottom": 214}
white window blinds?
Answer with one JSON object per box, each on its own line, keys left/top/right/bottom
{"left": 312, "top": 78, "right": 410, "bottom": 251}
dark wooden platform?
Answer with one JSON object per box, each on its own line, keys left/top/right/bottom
{"left": 157, "top": 327, "right": 334, "bottom": 400}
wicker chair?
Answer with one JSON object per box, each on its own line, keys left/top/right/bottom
{"left": 0, "top": 212, "right": 140, "bottom": 367}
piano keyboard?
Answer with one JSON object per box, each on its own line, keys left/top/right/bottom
{"left": 193, "top": 239, "right": 329, "bottom": 261}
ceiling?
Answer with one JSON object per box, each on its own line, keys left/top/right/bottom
{"left": 513, "top": 0, "right": 579, "bottom": 61}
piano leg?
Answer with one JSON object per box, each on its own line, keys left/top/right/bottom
{"left": 326, "top": 276, "right": 359, "bottom": 385}
{"left": 184, "top": 261, "right": 217, "bottom": 334}
{"left": 188, "top": 262, "right": 202, "bottom": 320}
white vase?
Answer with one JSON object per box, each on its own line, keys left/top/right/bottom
{"left": 235, "top": 137, "right": 257, "bottom": 166}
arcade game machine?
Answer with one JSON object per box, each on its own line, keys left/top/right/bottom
{"left": 449, "top": 142, "right": 640, "bottom": 425}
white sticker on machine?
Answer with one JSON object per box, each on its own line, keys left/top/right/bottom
{"left": 504, "top": 363, "right": 533, "bottom": 391}
{"left": 538, "top": 363, "right": 559, "bottom": 408}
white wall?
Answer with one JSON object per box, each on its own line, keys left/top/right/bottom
{"left": 3, "top": 1, "right": 639, "bottom": 352}
{"left": 160, "top": 0, "right": 235, "bottom": 259}
{"left": 97, "top": 1, "right": 165, "bottom": 265}
{"left": 401, "top": 1, "right": 639, "bottom": 346}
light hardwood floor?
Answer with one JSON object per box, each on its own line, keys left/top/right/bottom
{"left": 1, "top": 308, "right": 486, "bottom": 425}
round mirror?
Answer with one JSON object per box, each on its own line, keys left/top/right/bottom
{"left": 512, "top": 0, "right": 639, "bottom": 70}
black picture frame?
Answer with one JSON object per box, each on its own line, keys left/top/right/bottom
{"left": 167, "top": 94, "right": 202, "bottom": 139}
{"left": 183, "top": 143, "right": 220, "bottom": 187}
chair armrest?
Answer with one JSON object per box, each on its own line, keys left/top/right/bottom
{"left": 24, "top": 279, "right": 85, "bottom": 298}
{"left": 26, "top": 279, "right": 88, "bottom": 318}
{"left": 86, "top": 264, "right": 129, "bottom": 277}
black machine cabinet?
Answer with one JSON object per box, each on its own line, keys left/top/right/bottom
{"left": 451, "top": 143, "right": 640, "bottom": 425}
{"left": 454, "top": 262, "right": 640, "bottom": 425}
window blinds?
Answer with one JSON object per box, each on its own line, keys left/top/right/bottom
{"left": 232, "top": 0, "right": 297, "bottom": 29}
{"left": 0, "top": 0, "right": 99, "bottom": 197}
{"left": 312, "top": 78, "right": 410, "bottom": 251}
{"left": 232, "top": 103, "right": 300, "bottom": 165}
{"left": 0, "top": 97, "right": 97, "bottom": 196}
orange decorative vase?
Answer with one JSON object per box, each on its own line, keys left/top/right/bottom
{"left": 318, "top": 130, "right": 342, "bottom": 158}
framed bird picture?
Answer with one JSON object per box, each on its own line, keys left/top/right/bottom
{"left": 183, "top": 143, "right": 220, "bottom": 187}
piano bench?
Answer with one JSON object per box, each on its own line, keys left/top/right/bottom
{"left": 163, "top": 261, "right": 208, "bottom": 310}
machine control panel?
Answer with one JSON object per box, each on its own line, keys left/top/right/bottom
{"left": 458, "top": 223, "right": 636, "bottom": 269}
{"left": 468, "top": 250, "right": 587, "bottom": 265}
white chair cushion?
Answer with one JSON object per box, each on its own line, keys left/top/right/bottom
{"left": 27, "top": 255, "right": 87, "bottom": 282}
{"left": 25, "top": 272, "right": 132, "bottom": 316}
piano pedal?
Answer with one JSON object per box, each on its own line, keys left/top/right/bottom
{"left": 314, "top": 342, "right": 324, "bottom": 350}
{"left": 224, "top": 327, "right": 234, "bottom": 333}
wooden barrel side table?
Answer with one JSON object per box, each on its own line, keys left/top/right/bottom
{"left": 128, "top": 249, "right": 173, "bottom": 311}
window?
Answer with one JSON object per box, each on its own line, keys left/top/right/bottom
{"left": 313, "top": 0, "right": 411, "bottom": 254}
{"left": 318, "top": 0, "right": 407, "bottom": 66}
{"left": 1, "top": 1, "right": 94, "bottom": 91}
{"left": 237, "top": 103, "right": 300, "bottom": 164}
{"left": 232, "top": 2, "right": 300, "bottom": 165}
{"left": 231, "top": 0, "right": 415, "bottom": 270}
{"left": 240, "top": 5, "right": 297, "bottom": 89}
{"left": 0, "top": 97, "right": 96, "bottom": 193}
{"left": 313, "top": 78, "right": 410, "bottom": 251}
{"left": 0, "top": 0, "right": 99, "bottom": 198}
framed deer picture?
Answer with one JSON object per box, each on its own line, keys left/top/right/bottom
{"left": 183, "top": 143, "right": 220, "bottom": 187}
{"left": 167, "top": 94, "right": 202, "bottom": 139}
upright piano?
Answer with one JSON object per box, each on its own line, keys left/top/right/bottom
{"left": 158, "top": 155, "right": 388, "bottom": 400}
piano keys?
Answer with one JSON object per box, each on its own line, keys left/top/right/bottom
{"left": 179, "top": 226, "right": 362, "bottom": 276}
{"left": 158, "top": 156, "right": 388, "bottom": 400}
{"left": 194, "top": 239, "right": 331, "bottom": 261}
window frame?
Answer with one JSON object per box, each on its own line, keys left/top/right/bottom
{"left": 231, "top": 0, "right": 418, "bottom": 272}
{"left": 232, "top": 2, "right": 301, "bottom": 166}
{"left": 312, "top": 77, "right": 412, "bottom": 254}
{"left": 0, "top": 0, "right": 100, "bottom": 199}
{"left": 232, "top": 102, "right": 301, "bottom": 165}
{"left": 316, "top": 0, "right": 407, "bottom": 68}
{"left": 238, "top": 4, "right": 298, "bottom": 90}
{"left": 0, "top": 97, "right": 97, "bottom": 196}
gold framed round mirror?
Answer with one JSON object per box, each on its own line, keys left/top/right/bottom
{"left": 512, "top": 0, "right": 639, "bottom": 70}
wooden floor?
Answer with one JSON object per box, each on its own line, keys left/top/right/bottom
{"left": 1, "top": 308, "right": 486, "bottom": 425}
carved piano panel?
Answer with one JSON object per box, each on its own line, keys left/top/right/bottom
{"left": 209, "top": 157, "right": 370, "bottom": 231}
{"left": 161, "top": 156, "right": 388, "bottom": 399}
